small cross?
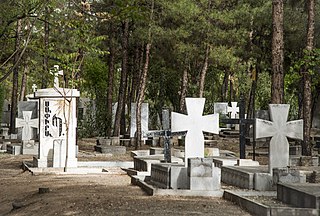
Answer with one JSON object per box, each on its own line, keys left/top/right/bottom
{"left": 255, "top": 104, "right": 303, "bottom": 173}
{"left": 16, "top": 111, "right": 39, "bottom": 141}
{"left": 171, "top": 98, "right": 219, "bottom": 166}
{"left": 50, "top": 65, "right": 64, "bottom": 88}
{"left": 227, "top": 102, "right": 239, "bottom": 119}
{"left": 32, "top": 84, "right": 37, "bottom": 93}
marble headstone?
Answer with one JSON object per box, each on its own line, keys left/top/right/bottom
{"left": 255, "top": 104, "right": 303, "bottom": 173}
{"left": 214, "top": 102, "right": 228, "bottom": 115}
{"left": 130, "top": 103, "right": 149, "bottom": 138}
{"left": 171, "top": 98, "right": 219, "bottom": 166}
{"left": 16, "top": 111, "right": 38, "bottom": 141}
{"left": 34, "top": 88, "right": 79, "bottom": 168}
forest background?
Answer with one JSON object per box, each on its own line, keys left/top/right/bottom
{"left": 0, "top": 0, "right": 319, "bottom": 154}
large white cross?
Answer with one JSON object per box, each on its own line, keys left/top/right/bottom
{"left": 16, "top": 111, "right": 39, "bottom": 141}
{"left": 50, "top": 65, "right": 64, "bottom": 88}
{"left": 227, "top": 102, "right": 239, "bottom": 119}
{"left": 32, "top": 84, "right": 37, "bottom": 93}
{"left": 171, "top": 98, "right": 219, "bottom": 166}
{"left": 255, "top": 104, "right": 303, "bottom": 173}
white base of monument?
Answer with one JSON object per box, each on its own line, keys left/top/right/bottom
{"left": 34, "top": 157, "right": 78, "bottom": 168}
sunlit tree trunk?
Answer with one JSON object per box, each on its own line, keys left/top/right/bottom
{"left": 302, "top": 0, "right": 315, "bottom": 156}
{"left": 271, "top": 0, "right": 284, "bottom": 104}
{"left": 10, "top": 19, "right": 22, "bottom": 133}
{"left": 199, "top": 45, "right": 209, "bottom": 98}
{"left": 179, "top": 66, "right": 188, "bottom": 113}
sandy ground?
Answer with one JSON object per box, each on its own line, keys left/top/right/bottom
{"left": 0, "top": 139, "right": 253, "bottom": 216}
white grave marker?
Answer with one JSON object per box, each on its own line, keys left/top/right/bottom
{"left": 32, "top": 84, "right": 37, "bottom": 92}
{"left": 16, "top": 111, "right": 38, "bottom": 141}
{"left": 50, "top": 65, "right": 64, "bottom": 88}
{"left": 255, "top": 104, "right": 303, "bottom": 173}
{"left": 130, "top": 103, "right": 149, "bottom": 138}
{"left": 34, "top": 88, "right": 79, "bottom": 168}
{"left": 171, "top": 98, "right": 219, "bottom": 166}
{"left": 227, "top": 102, "right": 239, "bottom": 119}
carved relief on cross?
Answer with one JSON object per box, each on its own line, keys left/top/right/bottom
{"left": 171, "top": 98, "right": 219, "bottom": 166}
{"left": 227, "top": 102, "right": 239, "bottom": 119}
{"left": 255, "top": 104, "right": 303, "bottom": 173}
{"left": 16, "top": 111, "right": 39, "bottom": 141}
{"left": 50, "top": 65, "right": 64, "bottom": 88}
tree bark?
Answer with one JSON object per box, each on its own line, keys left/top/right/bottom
{"left": 42, "top": 6, "right": 49, "bottom": 89}
{"left": 199, "top": 45, "right": 210, "bottom": 98}
{"left": 221, "top": 69, "right": 229, "bottom": 101}
{"left": 10, "top": 19, "right": 22, "bottom": 134}
{"left": 179, "top": 66, "right": 188, "bottom": 113}
{"left": 113, "top": 20, "right": 129, "bottom": 137}
{"left": 19, "top": 65, "right": 28, "bottom": 101}
{"left": 271, "top": 0, "right": 284, "bottom": 104}
{"left": 136, "top": 0, "right": 154, "bottom": 149}
{"left": 302, "top": 0, "right": 315, "bottom": 156}
{"left": 106, "top": 22, "right": 116, "bottom": 137}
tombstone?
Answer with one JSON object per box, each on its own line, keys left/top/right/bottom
{"left": 227, "top": 102, "right": 239, "bottom": 119}
{"left": 214, "top": 102, "right": 228, "bottom": 115}
{"left": 16, "top": 111, "right": 38, "bottom": 141}
{"left": 22, "top": 140, "right": 39, "bottom": 155}
{"left": 255, "top": 104, "right": 303, "bottom": 173}
{"left": 255, "top": 110, "right": 269, "bottom": 120}
{"left": 1, "top": 100, "right": 10, "bottom": 127}
{"left": 130, "top": 103, "right": 149, "bottom": 139}
{"left": 171, "top": 98, "right": 219, "bottom": 165}
{"left": 17, "top": 101, "right": 38, "bottom": 140}
{"left": 34, "top": 87, "right": 80, "bottom": 168}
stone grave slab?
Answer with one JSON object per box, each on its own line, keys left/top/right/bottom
{"left": 171, "top": 98, "right": 219, "bottom": 165}
{"left": 7, "top": 144, "right": 22, "bottom": 155}
{"left": 277, "top": 183, "right": 320, "bottom": 209}
{"left": 188, "top": 158, "right": 221, "bottom": 191}
{"left": 255, "top": 104, "right": 303, "bottom": 173}
{"left": 214, "top": 102, "right": 228, "bottom": 115}
{"left": 22, "top": 140, "right": 38, "bottom": 155}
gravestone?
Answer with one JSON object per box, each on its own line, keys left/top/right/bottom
{"left": 214, "top": 102, "right": 228, "bottom": 115}
{"left": 130, "top": 103, "right": 149, "bottom": 139}
{"left": 171, "top": 98, "right": 219, "bottom": 165}
{"left": 16, "top": 111, "right": 38, "bottom": 141}
{"left": 34, "top": 88, "right": 80, "bottom": 168}
{"left": 1, "top": 100, "right": 10, "bottom": 127}
{"left": 227, "top": 102, "right": 239, "bottom": 119}
{"left": 17, "top": 101, "right": 38, "bottom": 140}
{"left": 255, "top": 104, "right": 303, "bottom": 173}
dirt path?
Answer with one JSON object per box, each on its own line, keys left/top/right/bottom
{"left": 0, "top": 153, "right": 252, "bottom": 216}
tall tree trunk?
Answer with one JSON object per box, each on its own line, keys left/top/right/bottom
{"left": 42, "top": 6, "right": 49, "bottom": 89}
{"left": 10, "top": 19, "right": 22, "bottom": 134}
{"left": 221, "top": 69, "right": 229, "bottom": 101}
{"left": 19, "top": 65, "right": 28, "bottom": 101}
{"left": 179, "top": 66, "right": 188, "bottom": 113}
{"left": 271, "top": 0, "right": 284, "bottom": 104}
{"left": 199, "top": 45, "right": 210, "bottom": 98}
{"left": 113, "top": 20, "right": 129, "bottom": 137}
{"left": 136, "top": 0, "right": 154, "bottom": 149}
{"left": 106, "top": 23, "right": 116, "bottom": 137}
{"left": 302, "top": 0, "right": 315, "bottom": 156}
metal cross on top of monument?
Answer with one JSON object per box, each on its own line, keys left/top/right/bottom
{"left": 255, "top": 104, "right": 303, "bottom": 173}
{"left": 172, "top": 98, "right": 220, "bottom": 166}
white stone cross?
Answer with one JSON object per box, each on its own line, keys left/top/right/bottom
{"left": 227, "top": 102, "right": 239, "bottom": 119}
{"left": 32, "top": 84, "right": 37, "bottom": 92}
{"left": 171, "top": 98, "right": 219, "bottom": 166}
{"left": 255, "top": 104, "right": 303, "bottom": 173}
{"left": 50, "top": 65, "right": 64, "bottom": 88}
{"left": 16, "top": 111, "right": 39, "bottom": 141}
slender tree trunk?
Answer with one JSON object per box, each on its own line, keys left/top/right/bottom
{"left": 136, "top": 0, "right": 154, "bottom": 149}
{"left": 42, "top": 6, "right": 49, "bottom": 89}
{"left": 113, "top": 20, "right": 129, "bottom": 137}
{"left": 271, "top": 0, "right": 284, "bottom": 104}
{"left": 199, "top": 45, "right": 210, "bottom": 98}
{"left": 221, "top": 69, "right": 229, "bottom": 101}
{"left": 106, "top": 23, "right": 116, "bottom": 137}
{"left": 179, "top": 66, "right": 188, "bottom": 113}
{"left": 10, "top": 19, "right": 22, "bottom": 134}
{"left": 302, "top": 0, "right": 315, "bottom": 156}
{"left": 19, "top": 65, "right": 28, "bottom": 101}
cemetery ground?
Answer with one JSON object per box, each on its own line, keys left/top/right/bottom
{"left": 0, "top": 138, "right": 253, "bottom": 216}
